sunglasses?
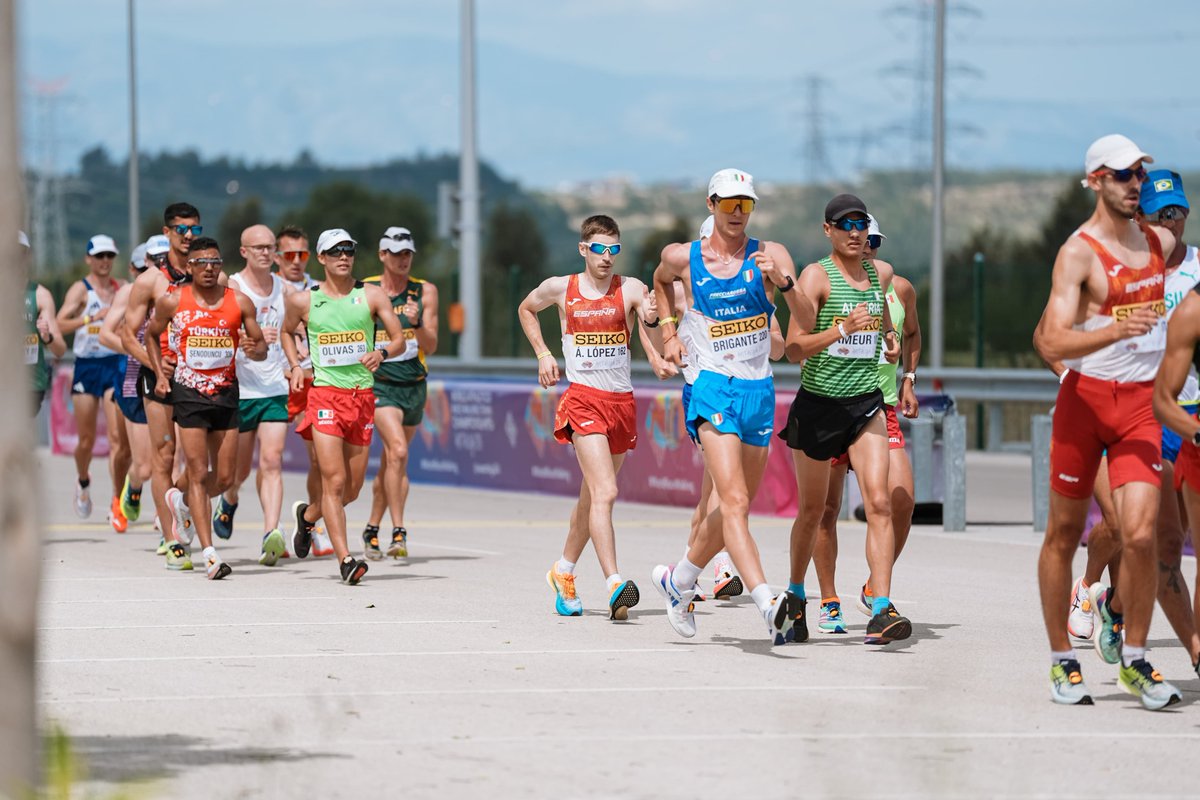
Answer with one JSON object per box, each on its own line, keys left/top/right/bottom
{"left": 91, "top": 252, "right": 116, "bottom": 259}
{"left": 149, "top": 253, "right": 169, "bottom": 265}
{"left": 1098, "top": 166, "right": 1147, "bottom": 184}
{"left": 386, "top": 232, "right": 413, "bottom": 242}
{"left": 830, "top": 217, "right": 870, "bottom": 232}
{"left": 1153, "top": 206, "right": 1189, "bottom": 222}
{"left": 714, "top": 198, "right": 755, "bottom": 214}
{"left": 187, "top": 257, "right": 223, "bottom": 268}
{"left": 866, "top": 235, "right": 883, "bottom": 250}
{"left": 277, "top": 250, "right": 310, "bottom": 264}
{"left": 324, "top": 244, "right": 356, "bottom": 257}
{"left": 583, "top": 242, "right": 621, "bottom": 256}
{"left": 172, "top": 224, "right": 203, "bottom": 236}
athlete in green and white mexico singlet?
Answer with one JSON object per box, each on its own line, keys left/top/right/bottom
{"left": 25, "top": 281, "right": 48, "bottom": 394}
{"left": 308, "top": 284, "right": 376, "bottom": 390}
{"left": 877, "top": 284, "right": 904, "bottom": 406}
{"left": 801, "top": 256, "right": 884, "bottom": 398}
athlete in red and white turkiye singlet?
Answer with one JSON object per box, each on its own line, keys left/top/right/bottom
{"left": 1053, "top": 225, "right": 1166, "bottom": 499}
{"left": 168, "top": 284, "right": 242, "bottom": 396}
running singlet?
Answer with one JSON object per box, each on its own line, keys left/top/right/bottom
{"left": 284, "top": 273, "right": 319, "bottom": 370}
{"left": 366, "top": 276, "right": 427, "bottom": 384}
{"left": 121, "top": 317, "right": 148, "bottom": 399}
{"left": 1065, "top": 225, "right": 1166, "bottom": 383}
{"left": 678, "top": 296, "right": 701, "bottom": 385}
{"left": 877, "top": 283, "right": 904, "bottom": 406}
{"left": 73, "top": 277, "right": 119, "bottom": 359}
{"left": 230, "top": 272, "right": 289, "bottom": 398}
{"left": 1166, "top": 245, "right": 1200, "bottom": 404}
{"left": 24, "top": 282, "right": 47, "bottom": 392}
{"left": 686, "top": 238, "right": 774, "bottom": 381}
{"left": 168, "top": 285, "right": 241, "bottom": 396}
{"left": 801, "top": 257, "right": 884, "bottom": 397}
{"left": 308, "top": 284, "right": 375, "bottom": 390}
{"left": 561, "top": 273, "right": 632, "bottom": 393}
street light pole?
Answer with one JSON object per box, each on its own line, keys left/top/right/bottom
{"left": 974, "top": 250, "right": 985, "bottom": 449}
{"left": 930, "top": 0, "right": 946, "bottom": 369}
{"left": 458, "top": 0, "right": 482, "bottom": 362}
{"left": 127, "top": 0, "right": 139, "bottom": 252}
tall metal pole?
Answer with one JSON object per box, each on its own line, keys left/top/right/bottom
{"left": 458, "top": 0, "right": 482, "bottom": 361}
{"left": 127, "top": 0, "right": 139, "bottom": 252}
{"left": 930, "top": 0, "right": 946, "bottom": 368}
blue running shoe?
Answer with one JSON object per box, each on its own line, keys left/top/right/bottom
{"left": 1088, "top": 583, "right": 1123, "bottom": 665}
{"left": 212, "top": 497, "right": 237, "bottom": 540}
{"left": 819, "top": 599, "right": 847, "bottom": 634}
{"left": 608, "top": 579, "right": 640, "bottom": 621}
{"left": 547, "top": 566, "right": 583, "bottom": 617}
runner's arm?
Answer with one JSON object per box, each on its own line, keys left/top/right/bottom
{"left": 769, "top": 317, "right": 785, "bottom": 361}
{"left": 415, "top": 281, "right": 439, "bottom": 356}
{"left": 895, "top": 275, "right": 921, "bottom": 418}
{"left": 98, "top": 285, "right": 131, "bottom": 354}
{"left": 55, "top": 281, "right": 87, "bottom": 335}
{"left": 784, "top": 263, "right": 835, "bottom": 362}
{"left": 145, "top": 293, "right": 179, "bottom": 398}
{"left": 366, "top": 284, "right": 405, "bottom": 368}
{"left": 36, "top": 286, "right": 66, "bottom": 358}
{"left": 653, "top": 244, "right": 689, "bottom": 366}
{"left": 874, "top": 260, "right": 900, "bottom": 363}
{"left": 518, "top": 275, "right": 569, "bottom": 388}
{"left": 1154, "top": 291, "right": 1200, "bottom": 440}
{"left": 235, "top": 291, "right": 268, "bottom": 361}
{"left": 280, "top": 290, "right": 309, "bottom": 392}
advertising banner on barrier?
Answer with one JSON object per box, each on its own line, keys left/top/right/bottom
{"left": 49, "top": 363, "right": 111, "bottom": 457}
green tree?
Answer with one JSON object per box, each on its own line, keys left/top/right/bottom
{"left": 633, "top": 215, "right": 691, "bottom": 285}
{"left": 217, "top": 195, "right": 264, "bottom": 262}
{"left": 483, "top": 203, "right": 549, "bottom": 356}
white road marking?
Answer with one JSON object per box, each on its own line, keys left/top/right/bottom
{"left": 39, "top": 647, "right": 689, "bottom": 664}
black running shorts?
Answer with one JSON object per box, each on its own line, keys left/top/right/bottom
{"left": 779, "top": 387, "right": 884, "bottom": 461}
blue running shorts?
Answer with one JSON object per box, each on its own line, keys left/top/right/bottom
{"left": 1162, "top": 403, "right": 1200, "bottom": 464}
{"left": 685, "top": 370, "right": 775, "bottom": 447}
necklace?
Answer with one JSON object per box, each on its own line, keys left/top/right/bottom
{"left": 706, "top": 238, "right": 747, "bottom": 266}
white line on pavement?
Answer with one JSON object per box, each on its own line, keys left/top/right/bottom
{"left": 42, "top": 596, "right": 340, "bottom": 604}
{"left": 40, "top": 619, "right": 500, "bottom": 631}
{"left": 39, "top": 647, "right": 688, "bottom": 664}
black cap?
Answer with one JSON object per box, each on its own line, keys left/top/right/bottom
{"left": 824, "top": 193, "right": 869, "bottom": 222}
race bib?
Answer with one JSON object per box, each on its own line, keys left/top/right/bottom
{"left": 1113, "top": 300, "right": 1167, "bottom": 354}
{"left": 23, "top": 333, "right": 38, "bottom": 365}
{"left": 566, "top": 330, "right": 629, "bottom": 371}
{"left": 315, "top": 330, "right": 369, "bottom": 366}
{"left": 376, "top": 328, "right": 419, "bottom": 363}
{"left": 185, "top": 334, "right": 235, "bottom": 369}
{"left": 828, "top": 315, "right": 880, "bottom": 359}
{"left": 706, "top": 313, "right": 770, "bottom": 362}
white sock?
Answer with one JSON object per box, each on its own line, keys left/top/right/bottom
{"left": 555, "top": 558, "right": 576, "bottom": 574}
{"left": 749, "top": 583, "right": 775, "bottom": 615}
{"left": 606, "top": 573, "right": 623, "bottom": 589}
{"left": 1122, "top": 645, "right": 1146, "bottom": 668}
{"left": 714, "top": 552, "right": 732, "bottom": 574}
{"left": 203, "top": 546, "right": 217, "bottom": 560}
{"left": 673, "top": 556, "right": 702, "bottom": 592}
{"left": 1050, "top": 649, "right": 1076, "bottom": 664}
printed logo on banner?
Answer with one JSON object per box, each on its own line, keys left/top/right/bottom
{"left": 644, "top": 391, "right": 685, "bottom": 467}
{"left": 418, "top": 381, "right": 452, "bottom": 450}
{"left": 525, "top": 388, "right": 559, "bottom": 458}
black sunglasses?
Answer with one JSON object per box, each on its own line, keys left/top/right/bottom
{"left": 324, "top": 244, "right": 356, "bottom": 257}
{"left": 1154, "top": 206, "right": 1189, "bottom": 222}
{"left": 386, "top": 232, "right": 413, "bottom": 242}
{"left": 1101, "top": 166, "right": 1148, "bottom": 184}
{"left": 866, "top": 235, "right": 883, "bottom": 250}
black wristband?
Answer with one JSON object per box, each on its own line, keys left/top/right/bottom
{"left": 780, "top": 276, "right": 795, "bottom": 292}
{"left": 644, "top": 317, "right": 661, "bottom": 329}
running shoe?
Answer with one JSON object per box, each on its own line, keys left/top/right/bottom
{"left": 155, "top": 536, "right": 168, "bottom": 556}
{"left": 856, "top": 582, "right": 873, "bottom": 616}
{"left": 766, "top": 591, "right": 795, "bottom": 646}
{"left": 691, "top": 583, "right": 706, "bottom": 602}
{"left": 108, "top": 497, "right": 128, "bottom": 534}
{"left": 865, "top": 606, "right": 912, "bottom": 644}
{"left": 165, "top": 542, "right": 193, "bottom": 571}
{"left": 259, "top": 528, "right": 286, "bottom": 567}
{"left": 784, "top": 593, "right": 809, "bottom": 643}
{"left": 74, "top": 481, "right": 92, "bottom": 519}
{"left": 291, "top": 501, "right": 313, "bottom": 559}
{"left": 165, "top": 487, "right": 194, "bottom": 546}
{"left": 119, "top": 477, "right": 141, "bottom": 522}
{"left": 1049, "top": 659, "right": 1094, "bottom": 705}
{"left": 212, "top": 497, "right": 237, "bottom": 540}
{"left": 1088, "top": 583, "right": 1123, "bottom": 665}
{"left": 608, "top": 579, "right": 640, "bottom": 621}
{"left": 363, "top": 526, "right": 383, "bottom": 561}
{"left": 818, "top": 599, "right": 848, "bottom": 634}
{"left": 713, "top": 566, "right": 744, "bottom": 601}
{"left": 547, "top": 565, "right": 583, "bottom": 617}
{"left": 387, "top": 527, "right": 408, "bottom": 559}
{"left": 1068, "top": 577, "right": 1094, "bottom": 640}
{"left": 340, "top": 555, "right": 368, "bottom": 585}
{"left": 206, "top": 550, "right": 232, "bottom": 580}
{"left": 312, "top": 526, "right": 334, "bottom": 558}
{"left": 1119, "top": 659, "right": 1182, "bottom": 711}
{"left": 651, "top": 564, "right": 697, "bottom": 638}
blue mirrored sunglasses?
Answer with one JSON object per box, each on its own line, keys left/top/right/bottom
{"left": 584, "top": 242, "right": 621, "bottom": 256}
{"left": 172, "top": 224, "right": 203, "bottom": 236}
{"left": 830, "top": 217, "right": 869, "bottom": 232}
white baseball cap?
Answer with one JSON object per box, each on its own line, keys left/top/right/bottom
{"left": 87, "top": 234, "right": 118, "bottom": 255}
{"left": 1082, "top": 134, "right": 1153, "bottom": 187}
{"left": 18, "top": 230, "right": 29, "bottom": 248}
{"left": 379, "top": 226, "right": 416, "bottom": 253}
{"left": 145, "top": 234, "right": 170, "bottom": 256}
{"left": 699, "top": 215, "right": 714, "bottom": 238}
{"left": 130, "top": 242, "right": 148, "bottom": 268}
{"left": 707, "top": 168, "right": 758, "bottom": 200}
{"left": 867, "top": 214, "right": 886, "bottom": 240}
{"left": 316, "top": 228, "right": 356, "bottom": 254}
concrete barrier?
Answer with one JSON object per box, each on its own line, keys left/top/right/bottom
{"left": 1031, "top": 414, "right": 1052, "bottom": 532}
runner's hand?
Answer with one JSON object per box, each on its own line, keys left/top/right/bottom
{"left": 651, "top": 358, "right": 678, "bottom": 380}
{"left": 900, "top": 379, "right": 919, "bottom": 418}
{"left": 641, "top": 286, "right": 658, "bottom": 323}
{"left": 882, "top": 332, "right": 900, "bottom": 363}
{"left": 403, "top": 300, "right": 420, "bottom": 326}
{"left": 260, "top": 325, "right": 280, "bottom": 345}
{"left": 289, "top": 365, "right": 305, "bottom": 393}
{"left": 36, "top": 314, "right": 50, "bottom": 339}
{"left": 663, "top": 333, "right": 687, "bottom": 366}
{"left": 91, "top": 306, "right": 109, "bottom": 322}
{"left": 154, "top": 374, "right": 169, "bottom": 398}
{"left": 751, "top": 251, "right": 786, "bottom": 287}
{"left": 162, "top": 353, "right": 177, "bottom": 380}
{"left": 361, "top": 350, "right": 384, "bottom": 373}
{"left": 1115, "top": 307, "right": 1159, "bottom": 339}
{"left": 537, "top": 354, "right": 560, "bottom": 388}
{"left": 843, "top": 303, "right": 872, "bottom": 334}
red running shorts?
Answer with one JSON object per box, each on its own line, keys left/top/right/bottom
{"left": 553, "top": 382, "right": 638, "bottom": 455}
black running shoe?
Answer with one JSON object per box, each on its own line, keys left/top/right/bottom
{"left": 362, "top": 525, "right": 383, "bottom": 561}
{"left": 786, "top": 593, "right": 809, "bottom": 643}
{"left": 291, "top": 501, "right": 313, "bottom": 559}
{"left": 865, "top": 607, "right": 912, "bottom": 644}
{"left": 340, "top": 556, "right": 368, "bottom": 585}
{"left": 608, "top": 579, "right": 641, "bottom": 621}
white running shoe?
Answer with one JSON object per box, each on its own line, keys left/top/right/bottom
{"left": 1068, "top": 576, "right": 1094, "bottom": 640}
{"left": 74, "top": 482, "right": 92, "bottom": 519}
{"left": 652, "top": 564, "right": 697, "bottom": 638}
{"left": 165, "top": 487, "right": 194, "bottom": 546}
{"left": 312, "top": 527, "right": 334, "bottom": 558}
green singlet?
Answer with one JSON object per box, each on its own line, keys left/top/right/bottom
{"left": 878, "top": 284, "right": 904, "bottom": 405}
{"left": 800, "top": 256, "right": 884, "bottom": 398}
{"left": 308, "top": 283, "right": 376, "bottom": 390}
{"left": 365, "top": 275, "right": 427, "bottom": 385}
{"left": 25, "top": 281, "right": 48, "bottom": 392}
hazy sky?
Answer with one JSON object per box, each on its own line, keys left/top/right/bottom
{"left": 17, "top": 0, "right": 1200, "bottom": 189}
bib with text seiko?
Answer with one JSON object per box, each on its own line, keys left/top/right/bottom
{"left": 707, "top": 313, "right": 770, "bottom": 362}
{"left": 316, "top": 330, "right": 369, "bottom": 366}
{"left": 1112, "top": 299, "right": 1167, "bottom": 353}
{"left": 376, "top": 328, "right": 419, "bottom": 362}
{"left": 185, "top": 334, "right": 235, "bottom": 369}
{"left": 571, "top": 330, "right": 628, "bottom": 370}
{"left": 828, "top": 312, "right": 881, "bottom": 359}
{"left": 23, "top": 333, "right": 38, "bottom": 365}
